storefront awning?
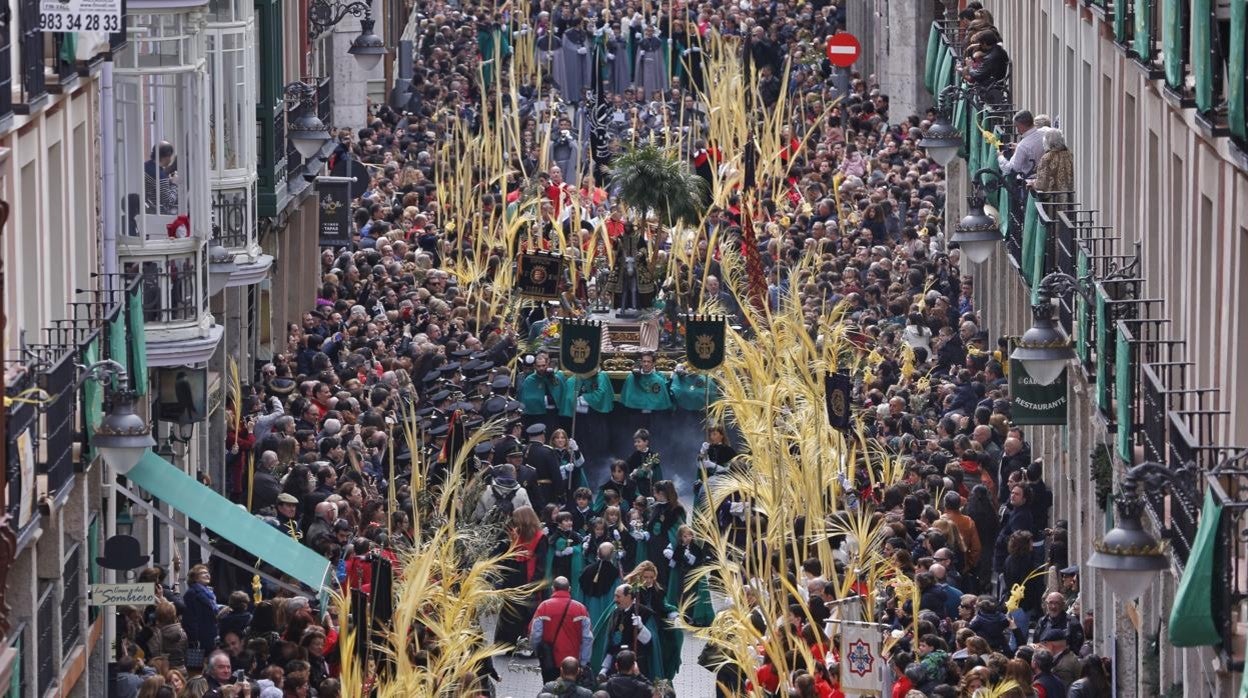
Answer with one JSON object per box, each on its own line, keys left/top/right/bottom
{"left": 126, "top": 451, "right": 330, "bottom": 591}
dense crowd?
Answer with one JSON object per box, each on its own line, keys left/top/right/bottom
{"left": 107, "top": 1, "right": 1108, "bottom": 698}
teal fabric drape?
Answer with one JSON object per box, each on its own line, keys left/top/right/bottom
{"left": 1230, "top": 0, "right": 1247, "bottom": 141}
{"left": 109, "top": 308, "right": 128, "bottom": 389}
{"left": 1168, "top": 490, "right": 1223, "bottom": 647}
{"left": 1115, "top": 327, "right": 1132, "bottom": 461}
{"left": 128, "top": 287, "right": 148, "bottom": 396}
{"left": 1164, "top": 0, "right": 1185, "bottom": 89}
{"left": 968, "top": 110, "right": 983, "bottom": 174}
{"left": 1116, "top": 0, "right": 1132, "bottom": 44}
{"left": 1028, "top": 204, "right": 1048, "bottom": 305}
{"left": 953, "top": 90, "right": 968, "bottom": 158}
{"left": 1191, "top": 0, "right": 1214, "bottom": 112}
{"left": 1136, "top": 0, "right": 1154, "bottom": 61}
{"left": 925, "top": 22, "right": 942, "bottom": 93}
{"left": 128, "top": 451, "right": 332, "bottom": 590}
{"left": 1075, "top": 251, "right": 1090, "bottom": 363}
{"left": 1095, "top": 292, "right": 1110, "bottom": 412}
{"left": 1021, "top": 193, "right": 1038, "bottom": 286}
{"left": 83, "top": 339, "right": 102, "bottom": 449}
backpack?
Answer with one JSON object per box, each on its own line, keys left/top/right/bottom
{"left": 492, "top": 487, "right": 517, "bottom": 517}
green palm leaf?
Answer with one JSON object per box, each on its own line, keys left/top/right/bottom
{"left": 608, "top": 144, "right": 708, "bottom": 227}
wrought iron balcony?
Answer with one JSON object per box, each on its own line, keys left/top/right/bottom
{"left": 14, "top": 0, "right": 46, "bottom": 114}
{"left": 211, "top": 188, "right": 249, "bottom": 250}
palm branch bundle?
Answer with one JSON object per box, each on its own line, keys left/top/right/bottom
{"left": 609, "top": 143, "right": 708, "bottom": 228}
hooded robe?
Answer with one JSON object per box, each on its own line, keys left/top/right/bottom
{"left": 554, "top": 28, "right": 593, "bottom": 103}
{"left": 633, "top": 35, "right": 668, "bottom": 98}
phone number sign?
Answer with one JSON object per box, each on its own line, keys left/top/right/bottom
{"left": 39, "top": 0, "right": 121, "bottom": 33}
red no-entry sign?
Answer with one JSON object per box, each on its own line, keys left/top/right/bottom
{"left": 826, "top": 33, "right": 861, "bottom": 67}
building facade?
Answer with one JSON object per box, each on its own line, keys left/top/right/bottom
{"left": 0, "top": 0, "right": 397, "bottom": 693}
{"left": 925, "top": 1, "right": 1248, "bottom": 695}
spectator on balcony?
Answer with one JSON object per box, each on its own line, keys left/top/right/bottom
{"left": 963, "top": 30, "right": 1009, "bottom": 88}
{"left": 1031, "top": 128, "right": 1074, "bottom": 194}
{"left": 998, "top": 111, "right": 1044, "bottom": 180}
{"left": 144, "top": 141, "right": 179, "bottom": 215}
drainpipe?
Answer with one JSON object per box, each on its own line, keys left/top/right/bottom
{"left": 101, "top": 60, "right": 118, "bottom": 292}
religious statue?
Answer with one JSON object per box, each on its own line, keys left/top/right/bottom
{"left": 604, "top": 222, "right": 655, "bottom": 316}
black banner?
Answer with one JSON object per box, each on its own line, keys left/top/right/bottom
{"left": 517, "top": 252, "right": 564, "bottom": 299}
{"left": 825, "top": 371, "right": 853, "bottom": 432}
{"left": 559, "top": 318, "right": 603, "bottom": 377}
{"left": 317, "top": 177, "right": 353, "bottom": 248}
{"left": 1008, "top": 358, "right": 1069, "bottom": 425}
{"left": 684, "top": 315, "right": 726, "bottom": 371}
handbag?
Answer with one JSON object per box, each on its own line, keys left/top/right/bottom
{"left": 185, "top": 641, "right": 205, "bottom": 670}
{"left": 536, "top": 599, "right": 572, "bottom": 677}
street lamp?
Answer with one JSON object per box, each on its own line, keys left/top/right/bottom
{"left": 308, "top": 0, "right": 387, "bottom": 72}
{"left": 1087, "top": 462, "right": 1189, "bottom": 600}
{"left": 1009, "top": 272, "right": 1086, "bottom": 386}
{"left": 285, "top": 81, "right": 331, "bottom": 160}
{"left": 951, "top": 168, "right": 1007, "bottom": 264}
{"left": 919, "top": 84, "right": 974, "bottom": 167}
{"left": 918, "top": 116, "right": 961, "bottom": 168}
{"left": 82, "top": 360, "right": 156, "bottom": 474}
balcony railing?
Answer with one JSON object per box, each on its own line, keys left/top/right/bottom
{"left": 34, "top": 582, "right": 54, "bottom": 697}
{"left": 124, "top": 259, "right": 205, "bottom": 324}
{"left": 60, "top": 545, "right": 80, "bottom": 655}
{"left": 36, "top": 348, "right": 77, "bottom": 497}
{"left": 1207, "top": 455, "right": 1248, "bottom": 671}
{"left": 212, "top": 188, "right": 249, "bottom": 249}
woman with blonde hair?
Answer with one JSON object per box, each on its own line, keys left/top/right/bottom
{"left": 136, "top": 675, "right": 166, "bottom": 698}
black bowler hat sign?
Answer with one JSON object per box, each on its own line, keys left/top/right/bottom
{"left": 97, "top": 535, "right": 150, "bottom": 571}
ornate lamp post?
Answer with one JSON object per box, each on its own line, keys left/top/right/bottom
{"left": 308, "top": 0, "right": 387, "bottom": 71}
{"left": 1087, "top": 462, "right": 1194, "bottom": 600}
{"left": 1009, "top": 272, "right": 1089, "bottom": 386}
{"left": 950, "top": 168, "right": 1008, "bottom": 264}
{"left": 81, "top": 360, "right": 158, "bottom": 473}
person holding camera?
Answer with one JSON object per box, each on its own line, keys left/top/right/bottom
{"left": 619, "top": 353, "right": 672, "bottom": 413}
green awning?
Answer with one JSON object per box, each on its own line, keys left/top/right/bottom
{"left": 1168, "top": 489, "right": 1223, "bottom": 646}
{"left": 128, "top": 287, "right": 149, "bottom": 395}
{"left": 127, "top": 451, "right": 331, "bottom": 590}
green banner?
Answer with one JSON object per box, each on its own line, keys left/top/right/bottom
{"left": 1164, "top": 0, "right": 1184, "bottom": 89}
{"left": 1231, "top": 0, "right": 1247, "bottom": 141}
{"left": 1115, "top": 0, "right": 1130, "bottom": 44}
{"left": 83, "top": 338, "right": 102, "bottom": 447}
{"left": 1009, "top": 358, "right": 1069, "bottom": 425}
{"left": 1075, "top": 251, "right": 1090, "bottom": 363}
{"left": 1192, "top": 0, "right": 1214, "bottom": 112}
{"left": 684, "top": 316, "right": 726, "bottom": 371}
{"left": 558, "top": 318, "right": 603, "bottom": 377}
{"left": 1169, "top": 490, "right": 1223, "bottom": 647}
{"left": 109, "top": 305, "right": 128, "bottom": 390}
{"left": 1116, "top": 326, "right": 1133, "bottom": 461}
{"left": 924, "top": 22, "right": 941, "bottom": 93}
{"left": 128, "top": 286, "right": 148, "bottom": 396}
{"left": 1021, "top": 193, "right": 1039, "bottom": 287}
{"left": 1096, "top": 292, "right": 1110, "bottom": 412}
{"left": 1135, "top": 0, "right": 1153, "bottom": 61}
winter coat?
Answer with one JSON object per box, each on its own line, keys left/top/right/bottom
{"left": 181, "top": 583, "right": 220, "bottom": 652}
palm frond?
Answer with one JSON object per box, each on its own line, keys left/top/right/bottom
{"left": 608, "top": 144, "right": 707, "bottom": 227}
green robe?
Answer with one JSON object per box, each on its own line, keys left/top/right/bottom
{"left": 669, "top": 371, "right": 720, "bottom": 411}
{"left": 559, "top": 372, "right": 615, "bottom": 417}
{"left": 476, "top": 27, "right": 511, "bottom": 87}
{"left": 664, "top": 542, "right": 715, "bottom": 628}
{"left": 518, "top": 371, "right": 565, "bottom": 416}
{"left": 620, "top": 371, "right": 672, "bottom": 411}
{"left": 590, "top": 600, "right": 665, "bottom": 678}
{"left": 634, "top": 584, "right": 683, "bottom": 681}
{"left": 544, "top": 530, "right": 585, "bottom": 598}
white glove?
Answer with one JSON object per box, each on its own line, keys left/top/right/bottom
{"left": 663, "top": 547, "right": 674, "bottom": 560}
{"left": 612, "top": 529, "right": 621, "bottom": 540}
{"left": 667, "top": 611, "right": 679, "bottom": 621}
{"left": 631, "top": 615, "right": 643, "bottom": 628}
{"left": 682, "top": 49, "right": 690, "bottom": 57}
{"left": 630, "top": 529, "right": 646, "bottom": 541}
{"left": 568, "top": 439, "right": 579, "bottom": 452}
{"left": 561, "top": 463, "right": 574, "bottom": 477}
{"left": 577, "top": 47, "right": 588, "bottom": 55}
{"left": 684, "top": 550, "right": 696, "bottom": 565}
{"left": 637, "top": 623, "right": 652, "bottom": 644}
{"left": 558, "top": 545, "right": 575, "bottom": 557}
{"left": 700, "top": 441, "right": 710, "bottom": 453}
{"left": 606, "top": 53, "right": 615, "bottom": 60}
{"left": 582, "top": 540, "right": 590, "bottom": 551}
{"left": 615, "top": 549, "right": 626, "bottom": 560}
{"left": 638, "top": 50, "right": 646, "bottom": 57}
{"left": 576, "top": 396, "right": 589, "bottom": 413}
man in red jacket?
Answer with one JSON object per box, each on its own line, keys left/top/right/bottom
{"left": 529, "top": 576, "right": 593, "bottom": 682}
